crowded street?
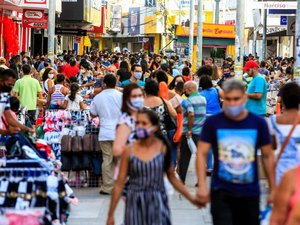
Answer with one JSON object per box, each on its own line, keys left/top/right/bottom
{"left": 0, "top": 0, "right": 300, "bottom": 225}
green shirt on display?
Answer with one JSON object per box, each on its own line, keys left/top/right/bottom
{"left": 13, "top": 75, "right": 42, "bottom": 110}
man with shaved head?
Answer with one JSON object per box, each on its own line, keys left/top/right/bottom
{"left": 178, "top": 81, "right": 207, "bottom": 184}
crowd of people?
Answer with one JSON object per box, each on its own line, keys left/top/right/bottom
{"left": 0, "top": 49, "right": 299, "bottom": 225}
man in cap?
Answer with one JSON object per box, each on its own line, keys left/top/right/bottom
{"left": 243, "top": 60, "right": 268, "bottom": 116}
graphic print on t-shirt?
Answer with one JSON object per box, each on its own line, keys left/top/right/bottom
{"left": 217, "top": 129, "right": 257, "bottom": 184}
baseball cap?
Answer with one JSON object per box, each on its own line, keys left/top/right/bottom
{"left": 243, "top": 60, "right": 259, "bottom": 71}
{"left": 57, "top": 56, "right": 63, "bottom": 61}
{"left": 0, "top": 57, "right": 6, "bottom": 63}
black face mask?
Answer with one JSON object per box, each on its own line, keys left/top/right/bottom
{"left": 184, "top": 92, "right": 190, "bottom": 97}
{"left": 1, "top": 85, "right": 12, "bottom": 93}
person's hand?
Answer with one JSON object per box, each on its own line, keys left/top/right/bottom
{"left": 196, "top": 185, "right": 210, "bottom": 207}
{"left": 267, "top": 189, "right": 275, "bottom": 205}
{"left": 26, "top": 128, "right": 35, "bottom": 134}
{"left": 190, "top": 196, "right": 204, "bottom": 208}
{"left": 70, "top": 197, "right": 79, "bottom": 206}
{"left": 57, "top": 100, "right": 62, "bottom": 105}
{"left": 8, "top": 126, "right": 21, "bottom": 135}
{"left": 106, "top": 216, "right": 114, "bottom": 225}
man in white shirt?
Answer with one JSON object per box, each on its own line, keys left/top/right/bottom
{"left": 90, "top": 74, "right": 122, "bottom": 195}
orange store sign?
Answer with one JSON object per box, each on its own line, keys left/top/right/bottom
{"left": 176, "top": 23, "right": 235, "bottom": 39}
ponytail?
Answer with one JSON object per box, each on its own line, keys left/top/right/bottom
{"left": 69, "top": 83, "right": 79, "bottom": 102}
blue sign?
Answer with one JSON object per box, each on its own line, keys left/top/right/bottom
{"left": 280, "top": 16, "right": 287, "bottom": 26}
{"left": 269, "top": 9, "right": 296, "bottom": 15}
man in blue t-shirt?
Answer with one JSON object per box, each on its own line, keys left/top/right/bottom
{"left": 196, "top": 79, "right": 275, "bottom": 225}
{"left": 121, "top": 64, "right": 145, "bottom": 88}
{"left": 244, "top": 60, "right": 268, "bottom": 116}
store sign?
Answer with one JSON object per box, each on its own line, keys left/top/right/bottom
{"left": 55, "top": 28, "right": 87, "bottom": 36}
{"left": 252, "top": 1, "right": 297, "bottom": 9}
{"left": 20, "top": 0, "right": 48, "bottom": 9}
{"left": 176, "top": 23, "right": 235, "bottom": 39}
{"left": 22, "top": 9, "right": 48, "bottom": 28}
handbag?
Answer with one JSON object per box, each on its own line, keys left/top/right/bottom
{"left": 275, "top": 114, "right": 300, "bottom": 165}
{"left": 82, "top": 134, "right": 93, "bottom": 153}
{"left": 160, "top": 97, "right": 176, "bottom": 131}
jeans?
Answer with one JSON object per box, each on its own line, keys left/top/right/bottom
{"left": 211, "top": 190, "right": 259, "bottom": 225}
{"left": 178, "top": 134, "right": 199, "bottom": 184}
{"left": 167, "top": 129, "right": 177, "bottom": 167}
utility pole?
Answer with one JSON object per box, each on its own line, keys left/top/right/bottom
{"left": 48, "top": 0, "right": 55, "bottom": 63}
{"left": 196, "top": 0, "right": 203, "bottom": 69}
{"left": 295, "top": 0, "right": 300, "bottom": 85}
{"left": 262, "top": 9, "right": 267, "bottom": 60}
{"left": 188, "top": 0, "right": 195, "bottom": 63}
{"left": 253, "top": 28, "right": 257, "bottom": 58}
{"left": 215, "top": 0, "right": 220, "bottom": 24}
{"left": 234, "top": 0, "right": 245, "bottom": 80}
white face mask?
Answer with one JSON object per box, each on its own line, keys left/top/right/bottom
{"left": 80, "top": 69, "right": 86, "bottom": 74}
{"left": 48, "top": 73, "right": 54, "bottom": 79}
{"left": 134, "top": 72, "right": 142, "bottom": 80}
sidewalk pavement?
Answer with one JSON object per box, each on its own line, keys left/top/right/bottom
{"left": 67, "top": 156, "right": 269, "bottom": 225}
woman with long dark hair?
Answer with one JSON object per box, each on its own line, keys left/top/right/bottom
{"left": 42, "top": 68, "right": 55, "bottom": 94}
{"left": 58, "top": 83, "right": 86, "bottom": 110}
{"left": 113, "top": 83, "right": 144, "bottom": 157}
{"left": 107, "top": 109, "right": 200, "bottom": 225}
{"left": 117, "top": 61, "right": 131, "bottom": 83}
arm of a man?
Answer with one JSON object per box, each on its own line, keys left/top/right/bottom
{"left": 186, "top": 100, "right": 194, "bottom": 138}
{"left": 89, "top": 101, "right": 99, "bottom": 118}
{"left": 247, "top": 77, "right": 265, "bottom": 100}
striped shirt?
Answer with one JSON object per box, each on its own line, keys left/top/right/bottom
{"left": 0, "top": 93, "right": 11, "bottom": 129}
{"left": 50, "top": 84, "right": 65, "bottom": 105}
{"left": 182, "top": 92, "right": 206, "bottom": 134}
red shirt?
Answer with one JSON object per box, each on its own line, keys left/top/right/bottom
{"left": 183, "top": 76, "right": 191, "bottom": 81}
{"left": 63, "top": 65, "right": 79, "bottom": 79}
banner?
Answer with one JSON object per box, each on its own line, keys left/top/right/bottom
{"left": 22, "top": 9, "right": 48, "bottom": 29}
{"left": 176, "top": 23, "right": 235, "bottom": 39}
{"left": 20, "top": 0, "right": 49, "bottom": 9}
{"left": 252, "top": 1, "right": 297, "bottom": 9}
{"left": 128, "top": 7, "right": 140, "bottom": 35}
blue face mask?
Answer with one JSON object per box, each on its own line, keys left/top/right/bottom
{"left": 224, "top": 72, "right": 231, "bottom": 78}
{"left": 223, "top": 105, "right": 245, "bottom": 117}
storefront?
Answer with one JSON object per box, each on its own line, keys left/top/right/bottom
{"left": 175, "top": 23, "right": 236, "bottom": 65}
{"left": 57, "top": 0, "right": 102, "bottom": 55}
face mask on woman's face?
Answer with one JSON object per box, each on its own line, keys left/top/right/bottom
{"left": 135, "top": 126, "right": 155, "bottom": 139}
{"left": 80, "top": 69, "right": 86, "bottom": 74}
{"left": 127, "top": 98, "right": 144, "bottom": 111}
{"left": 48, "top": 73, "right": 54, "bottom": 79}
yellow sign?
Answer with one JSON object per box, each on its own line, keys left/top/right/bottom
{"left": 144, "top": 16, "right": 157, "bottom": 34}
{"left": 204, "top": 11, "right": 213, "bottom": 23}
{"left": 176, "top": 23, "right": 236, "bottom": 39}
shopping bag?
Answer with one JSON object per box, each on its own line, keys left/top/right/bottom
{"left": 173, "top": 113, "right": 183, "bottom": 143}
{"left": 187, "top": 138, "right": 197, "bottom": 154}
{"left": 260, "top": 205, "right": 272, "bottom": 225}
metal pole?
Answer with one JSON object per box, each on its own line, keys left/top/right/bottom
{"left": 234, "top": 0, "right": 245, "bottom": 80}
{"left": 47, "top": 0, "right": 55, "bottom": 63}
{"left": 253, "top": 28, "right": 257, "bottom": 57}
{"left": 196, "top": 0, "right": 203, "bottom": 69}
{"left": 295, "top": 0, "right": 300, "bottom": 84}
{"left": 215, "top": 0, "right": 220, "bottom": 24}
{"left": 262, "top": 9, "right": 267, "bottom": 60}
{"left": 188, "top": 0, "right": 195, "bottom": 63}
